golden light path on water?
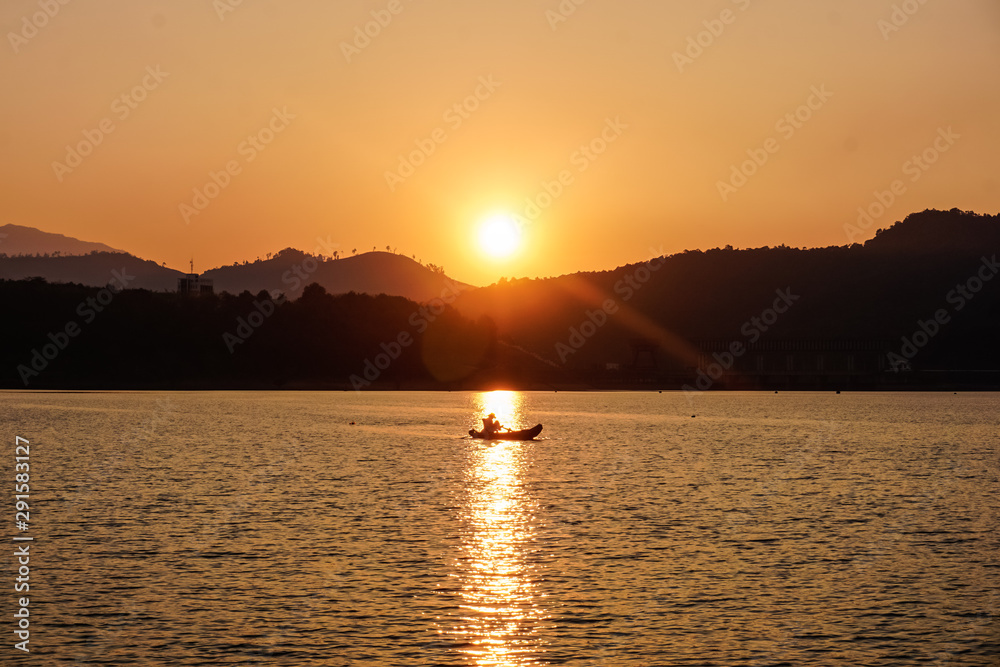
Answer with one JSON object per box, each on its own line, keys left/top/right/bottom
{"left": 450, "top": 391, "right": 545, "bottom": 666}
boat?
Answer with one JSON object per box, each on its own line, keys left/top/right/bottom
{"left": 468, "top": 424, "right": 543, "bottom": 441}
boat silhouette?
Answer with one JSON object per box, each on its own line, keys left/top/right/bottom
{"left": 468, "top": 424, "right": 543, "bottom": 441}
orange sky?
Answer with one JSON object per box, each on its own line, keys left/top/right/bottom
{"left": 2, "top": 0, "right": 998, "bottom": 286}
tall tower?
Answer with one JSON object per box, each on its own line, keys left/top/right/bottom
{"left": 178, "top": 257, "right": 213, "bottom": 295}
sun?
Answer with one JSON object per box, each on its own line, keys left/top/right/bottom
{"left": 478, "top": 213, "right": 522, "bottom": 259}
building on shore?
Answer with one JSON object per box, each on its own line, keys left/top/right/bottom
{"left": 178, "top": 258, "right": 213, "bottom": 296}
{"left": 177, "top": 273, "right": 213, "bottom": 295}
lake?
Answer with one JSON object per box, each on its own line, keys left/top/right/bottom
{"left": 2, "top": 391, "right": 998, "bottom": 665}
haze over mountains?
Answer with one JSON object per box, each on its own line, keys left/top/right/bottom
{"left": 0, "top": 224, "right": 469, "bottom": 302}
{"left": 2, "top": 208, "right": 999, "bottom": 390}
{"left": 455, "top": 210, "right": 1000, "bottom": 386}
{"left": 203, "top": 250, "right": 472, "bottom": 302}
{"left": 452, "top": 209, "right": 1000, "bottom": 377}
{"left": 0, "top": 223, "right": 124, "bottom": 256}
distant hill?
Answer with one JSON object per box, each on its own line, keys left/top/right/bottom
{"left": 0, "top": 224, "right": 124, "bottom": 256}
{"left": 203, "top": 250, "right": 473, "bottom": 301}
{"left": 453, "top": 209, "right": 1000, "bottom": 377}
{"left": 0, "top": 226, "right": 473, "bottom": 300}
{"left": 0, "top": 252, "right": 185, "bottom": 292}
{"left": 2, "top": 209, "right": 998, "bottom": 390}
{"left": 864, "top": 208, "right": 1000, "bottom": 255}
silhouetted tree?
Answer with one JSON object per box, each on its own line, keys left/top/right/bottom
{"left": 0, "top": 277, "right": 500, "bottom": 389}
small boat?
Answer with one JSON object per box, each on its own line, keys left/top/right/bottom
{"left": 469, "top": 424, "right": 543, "bottom": 441}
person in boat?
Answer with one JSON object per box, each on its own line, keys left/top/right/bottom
{"left": 482, "top": 413, "right": 504, "bottom": 436}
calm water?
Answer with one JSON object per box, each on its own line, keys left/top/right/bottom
{"left": 2, "top": 391, "right": 998, "bottom": 665}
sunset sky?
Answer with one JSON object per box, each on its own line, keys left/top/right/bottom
{"left": 2, "top": 0, "right": 998, "bottom": 286}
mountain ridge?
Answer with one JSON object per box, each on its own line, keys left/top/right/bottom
{"left": 2, "top": 208, "right": 998, "bottom": 389}
{"left": 4, "top": 208, "right": 996, "bottom": 303}
{"left": 0, "top": 223, "right": 125, "bottom": 256}
{"left": 0, "top": 243, "right": 473, "bottom": 302}
{"left": 452, "top": 208, "right": 1000, "bottom": 375}
{"left": 202, "top": 249, "right": 473, "bottom": 302}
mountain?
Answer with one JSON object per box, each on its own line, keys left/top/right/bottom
{"left": 0, "top": 252, "right": 185, "bottom": 292}
{"left": 0, "top": 225, "right": 472, "bottom": 300}
{"left": 1, "top": 208, "right": 998, "bottom": 390}
{"left": 863, "top": 208, "right": 1000, "bottom": 255}
{"left": 452, "top": 209, "right": 1000, "bottom": 383}
{"left": 203, "top": 250, "right": 473, "bottom": 302}
{"left": 0, "top": 224, "right": 124, "bottom": 256}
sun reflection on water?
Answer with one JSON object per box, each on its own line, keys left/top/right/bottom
{"left": 477, "top": 390, "right": 525, "bottom": 433}
{"left": 451, "top": 391, "right": 544, "bottom": 666}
